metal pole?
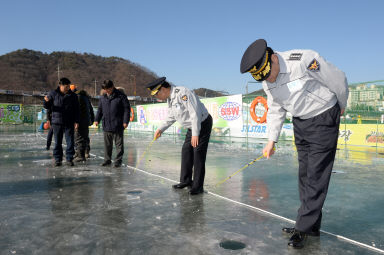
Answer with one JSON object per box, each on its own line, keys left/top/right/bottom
{"left": 94, "top": 79, "right": 98, "bottom": 97}
{"left": 129, "top": 75, "right": 136, "bottom": 96}
{"left": 246, "top": 81, "right": 259, "bottom": 95}
{"left": 57, "top": 64, "right": 61, "bottom": 82}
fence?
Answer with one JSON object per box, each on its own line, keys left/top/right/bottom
{"left": 1, "top": 97, "right": 383, "bottom": 149}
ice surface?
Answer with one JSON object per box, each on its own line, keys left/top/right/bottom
{"left": 0, "top": 127, "right": 383, "bottom": 254}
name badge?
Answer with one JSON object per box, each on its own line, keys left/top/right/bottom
{"left": 286, "top": 79, "right": 303, "bottom": 93}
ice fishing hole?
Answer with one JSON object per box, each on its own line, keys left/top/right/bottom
{"left": 219, "top": 240, "right": 246, "bottom": 250}
{"left": 127, "top": 190, "right": 143, "bottom": 195}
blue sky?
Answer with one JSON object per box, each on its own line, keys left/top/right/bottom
{"left": 1, "top": 0, "right": 383, "bottom": 94}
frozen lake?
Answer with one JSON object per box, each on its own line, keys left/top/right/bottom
{"left": 0, "top": 127, "right": 383, "bottom": 254}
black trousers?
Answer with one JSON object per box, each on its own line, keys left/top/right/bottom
{"left": 46, "top": 127, "right": 53, "bottom": 149}
{"left": 293, "top": 104, "right": 340, "bottom": 233}
{"left": 103, "top": 130, "right": 124, "bottom": 163}
{"left": 75, "top": 125, "right": 89, "bottom": 158}
{"left": 52, "top": 124, "right": 75, "bottom": 162}
{"left": 180, "top": 115, "right": 212, "bottom": 190}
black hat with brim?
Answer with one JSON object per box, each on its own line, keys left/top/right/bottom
{"left": 240, "top": 39, "right": 267, "bottom": 73}
{"left": 146, "top": 77, "right": 166, "bottom": 95}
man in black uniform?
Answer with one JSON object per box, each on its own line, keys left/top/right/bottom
{"left": 146, "top": 77, "right": 212, "bottom": 195}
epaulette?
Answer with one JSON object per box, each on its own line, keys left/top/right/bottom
{"left": 288, "top": 53, "right": 302, "bottom": 61}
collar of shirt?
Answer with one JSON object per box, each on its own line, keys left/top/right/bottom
{"left": 169, "top": 86, "right": 179, "bottom": 100}
{"left": 276, "top": 52, "right": 290, "bottom": 74}
{"left": 167, "top": 86, "right": 176, "bottom": 106}
{"left": 264, "top": 52, "right": 291, "bottom": 87}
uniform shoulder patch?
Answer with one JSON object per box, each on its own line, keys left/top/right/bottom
{"left": 175, "top": 89, "right": 180, "bottom": 93}
{"left": 181, "top": 95, "right": 188, "bottom": 101}
{"left": 307, "top": 58, "right": 320, "bottom": 72}
{"left": 288, "top": 53, "right": 302, "bottom": 61}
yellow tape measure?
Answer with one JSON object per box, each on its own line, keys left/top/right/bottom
{"left": 135, "top": 138, "right": 156, "bottom": 168}
{"left": 214, "top": 147, "right": 275, "bottom": 187}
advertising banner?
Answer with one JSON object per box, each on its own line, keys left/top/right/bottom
{"left": 242, "top": 98, "right": 293, "bottom": 140}
{"left": 338, "top": 124, "right": 384, "bottom": 148}
{"left": 129, "top": 94, "right": 293, "bottom": 140}
{"left": 0, "top": 104, "right": 23, "bottom": 124}
{"left": 203, "top": 94, "right": 243, "bottom": 137}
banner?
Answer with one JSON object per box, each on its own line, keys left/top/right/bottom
{"left": 242, "top": 97, "right": 293, "bottom": 139}
{"left": 338, "top": 124, "right": 384, "bottom": 148}
{"left": 128, "top": 95, "right": 293, "bottom": 140}
{"left": 0, "top": 104, "right": 23, "bottom": 124}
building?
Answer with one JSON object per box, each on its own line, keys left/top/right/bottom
{"left": 347, "top": 84, "right": 384, "bottom": 110}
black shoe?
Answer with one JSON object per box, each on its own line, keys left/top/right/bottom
{"left": 66, "top": 160, "right": 74, "bottom": 166}
{"left": 54, "top": 161, "right": 62, "bottom": 167}
{"left": 172, "top": 182, "right": 192, "bottom": 189}
{"left": 189, "top": 187, "right": 204, "bottom": 195}
{"left": 114, "top": 161, "right": 122, "bottom": 168}
{"left": 73, "top": 157, "right": 86, "bottom": 162}
{"left": 101, "top": 160, "right": 112, "bottom": 167}
{"left": 288, "top": 230, "right": 307, "bottom": 249}
{"left": 282, "top": 227, "right": 320, "bottom": 237}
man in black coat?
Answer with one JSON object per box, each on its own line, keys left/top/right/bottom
{"left": 45, "top": 107, "right": 53, "bottom": 150}
{"left": 44, "top": 77, "right": 80, "bottom": 167}
{"left": 70, "top": 85, "right": 95, "bottom": 162}
{"left": 95, "top": 80, "right": 130, "bottom": 167}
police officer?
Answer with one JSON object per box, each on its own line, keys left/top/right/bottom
{"left": 240, "top": 39, "right": 348, "bottom": 248}
{"left": 146, "top": 77, "right": 213, "bottom": 195}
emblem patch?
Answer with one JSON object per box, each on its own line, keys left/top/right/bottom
{"left": 307, "top": 59, "right": 320, "bottom": 71}
{"left": 289, "top": 53, "right": 302, "bottom": 61}
{"left": 175, "top": 89, "right": 180, "bottom": 93}
{"left": 181, "top": 95, "right": 188, "bottom": 101}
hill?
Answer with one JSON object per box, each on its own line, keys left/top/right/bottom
{"left": 247, "top": 88, "right": 266, "bottom": 97}
{"left": 193, "top": 88, "right": 227, "bottom": 98}
{"left": 0, "top": 49, "right": 161, "bottom": 97}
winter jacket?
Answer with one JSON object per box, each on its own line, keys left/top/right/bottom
{"left": 43, "top": 87, "right": 80, "bottom": 126}
{"left": 95, "top": 88, "right": 131, "bottom": 132}
{"left": 75, "top": 90, "right": 95, "bottom": 127}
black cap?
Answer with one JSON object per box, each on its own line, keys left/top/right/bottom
{"left": 240, "top": 39, "right": 267, "bottom": 73}
{"left": 146, "top": 77, "right": 166, "bottom": 95}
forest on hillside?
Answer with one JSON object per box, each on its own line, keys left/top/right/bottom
{"left": 0, "top": 49, "right": 161, "bottom": 97}
{"left": 0, "top": 49, "right": 226, "bottom": 98}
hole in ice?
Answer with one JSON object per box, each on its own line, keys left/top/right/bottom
{"left": 127, "top": 190, "right": 143, "bottom": 195}
{"left": 219, "top": 240, "right": 246, "bottom": 250}
{"left": 332, "top": 170, "right": 345, "bottom": 174}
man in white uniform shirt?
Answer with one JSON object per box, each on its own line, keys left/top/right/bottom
{"left": 240, "top": 39, "right": 348, "bottom": 248}
{"left": 146, "top": 77, "right": 213, "bottom": 195}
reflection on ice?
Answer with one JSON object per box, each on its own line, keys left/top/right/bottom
{"left": 0, "top": 129, "right": 383, "bottom": 254}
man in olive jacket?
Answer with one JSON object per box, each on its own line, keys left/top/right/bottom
{"left": 95, "top": 80, "right": 130, "bottom": 167}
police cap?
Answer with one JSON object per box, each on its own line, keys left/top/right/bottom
{"left": 240, "top": 39, "right": 268, "bottom": 73}
{"left": 146, "top": 77, "right": 166, "bottom": 96}
{"left": 240, "top": 39, "right": 273, "bottom": 81}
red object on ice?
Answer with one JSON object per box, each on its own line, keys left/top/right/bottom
{"left": 43, "top": 122, "right": 50, "bottom": 130}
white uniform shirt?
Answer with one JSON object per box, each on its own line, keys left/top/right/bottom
{"left": 262, "top": 50, "right": 349, "bottom": 142}
{"left": 159, "top": 86, "right": 209, "bottom": 136}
